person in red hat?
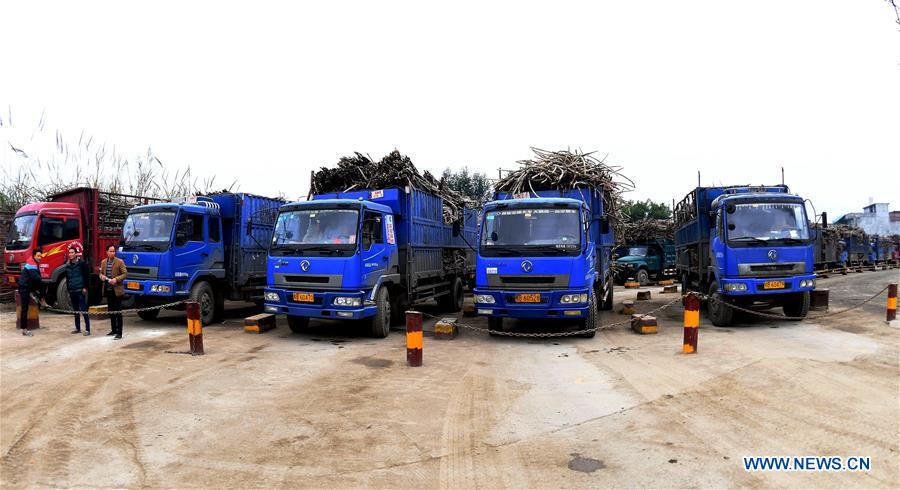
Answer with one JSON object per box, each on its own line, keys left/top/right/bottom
{"left": 65, "top": 242, "right": 91, "bottom": 335}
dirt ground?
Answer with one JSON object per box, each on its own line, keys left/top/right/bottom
{"left": 1, "top": 269, "right": 898, "bottom": 488}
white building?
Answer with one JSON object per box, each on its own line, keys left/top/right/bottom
{"left": 835, "top": 202, "right": 900, "bottom": 236}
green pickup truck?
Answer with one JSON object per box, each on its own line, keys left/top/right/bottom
{"left": 614, "top": 239, "right": 677, "bottom": 286}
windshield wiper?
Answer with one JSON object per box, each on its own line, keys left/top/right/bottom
{"left": 729, "top": 236, "right": 768, "bottom": 245}
{"left": 124, "top": 243, "right": 160, "bottom": 251}
{"left": 774, "top": 237, "right": 806, "bottom": 245}
{"left": 297, "top": 245, "right": 340, "bottom": 256}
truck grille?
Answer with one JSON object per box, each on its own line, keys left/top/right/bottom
{"left": 126, "top": 266, "right": 157, "bottom": 280}
{"left": 487, "top": 274, "right": 569, "bottom": 290}
{"left": 5, "top": 262, "right": 21, "bottom": 273}
{"left": 738, "top": 262, "right": 805, "bottom": 278}
{"left": 284, "top": 275, "right": 330, "bottom": 284}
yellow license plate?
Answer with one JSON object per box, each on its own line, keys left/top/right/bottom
{"left": 763, "top": 281, "right": 785, "bottom": 290}
{"left": 126, "top": 281, "right": 141, "bottom": 290}
{"left": 293, "top": 292, "right": 314, "bottom": 302}
{"left": 515, "top": 293, "right": 541, "bottom": 303}
{"left": 7, "top": 276, "right": 14, "bottom": 283}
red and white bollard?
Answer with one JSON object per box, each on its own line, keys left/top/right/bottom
{"left": 187, "top": 301, "right": 204, "bottom": 355}
{"left": 406, "top": 311, "right": 423, "bottom": 367}
{"left": 683, "top": 293, "right": 700, "bottom": 354}
{"left": 887, "top": 283, "right": 897, "bottom": 325}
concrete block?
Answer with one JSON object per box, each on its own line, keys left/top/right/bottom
{"left": 624, "top": 281, "right": 640, "bottom": 289}
{"left": 88, "top": 304, "right": 108, "bottom": 320}
{"left": 619, "top": 300, "right": 636, "bottom": 315}
{"left": 810, "top": 289, "right": 829, "bottom": 311}
{"left": 244, "top": 313, "right": 277, "bottom": 333}
{"left": 661, "top": 285, "right": 678, "bottom": 294}
{"left": 462, "top": 303, "right": 476, "bottom": 317}
{"left": 658, "top": 279, "right": 675, "bottom": 286}
{"left": 434, "top": 317, "right": 459, "bottom": 340}
{"left": 636, "top": 290, "right": 651, "bottom": 301}
{"left": 631, "top": 314, "right": 658, "bottom": 334}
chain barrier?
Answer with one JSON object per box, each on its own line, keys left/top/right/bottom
{"left": 700, "top": 284, "right": 890, "bottom": 321}
{"left": 422, "top": 295, "right": 685, "bottom": 338}
{"left": 43, "top": 298, "right": 191, "bottom": 316}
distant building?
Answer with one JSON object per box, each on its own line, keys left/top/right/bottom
{"left": 836, "top": 202, "right": 900, "bottom": 236}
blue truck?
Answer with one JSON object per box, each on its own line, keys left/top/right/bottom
{"left": 262, "top": 187, "right": 477, "bottom": 338}
{"left": 674, "top": 185, "right": 816, "bottom": 326}
{"left": 120, "top": 193, "right": 285, "bottom": 324}
{"left": 473, "top": 188, "right": 615, "bottom": 338}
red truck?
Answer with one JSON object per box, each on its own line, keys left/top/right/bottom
{"left": 3, "top": 188, "right": 162, "bottom": 309}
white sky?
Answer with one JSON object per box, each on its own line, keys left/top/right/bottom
{"left": 2, "top": 1, "right": 899, "bottom": 220}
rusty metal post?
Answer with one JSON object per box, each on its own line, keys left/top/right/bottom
{"left": 406, "top": 310, "right": 423, "bottom": 367}
{"left": 683, "top": 293, "right": 699, "bottom": 354}
{"left": 14, "top": 291, "right": 40, "bottom": 331}
{"left": 887, "top": 283, "right": 897, "bottom": 324}
{"left": 187, "top": 301, "right": 203, "bottom": 355}
{"left": 810, "top": 289, "right": 829, "bottom": 311}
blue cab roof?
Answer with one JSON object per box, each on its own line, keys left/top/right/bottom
{"left": 281, "top": 198, "right": 393, "bottom": 215}
{"left": 483, "top": 197, "right": 584, "bottom": 210}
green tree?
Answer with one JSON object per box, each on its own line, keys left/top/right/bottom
{"left": 441, "top": 166, "right": 492, "bottom": 203}
{"left": 621, "top": 199, "right": 671, "bottom": 222}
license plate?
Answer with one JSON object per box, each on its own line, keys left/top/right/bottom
{"left": 7, "top": 276, "right": 14, "bottom": 283}
{"left": 763, "top": 280, "right": 785, "bottom": 290}
{"left": 126, "top": 281, "right": 141, "bottom": 290}
{"left": 515, "top": 293, "right": 541, "bottom": 303}
{"left": 292, "top": 292, "right": 314, "bottom": 302}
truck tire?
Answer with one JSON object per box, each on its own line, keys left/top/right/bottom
{"left": 287, "top": 315, "right": 310, "bottom": 333}
{"left": 487, "top": 316, "right": 504, "bottom": 337}
{"left": 137, "top": 309, "right": 160, "bottom": 321}
{"left": 448, "top": 277, "right": 465, "bottom": 312}
{"left": 783, "top": 291, "right": 810, "bottom": 319}
{"left": 636, "top": 269, "right": 650, "bottom": 286}
{"left": 390, "top": 291, "right": 408, "bottom": 325}
{"left": 576, "top": 292, "right": 597, "bottom": 338}
{"left": 707, "top": 281, "right": 733, "bottom": 327}
{"left": 601, "top": 282, "right": 614, "bottom": 311}
{"left": 190, "top": 281, "right": 216, "bottom": 326}
{"left": 369, "top": 287, "right": 391, "bottom": 338}
{"left": 55, "top": 279, "right": 72, "bottom": 312}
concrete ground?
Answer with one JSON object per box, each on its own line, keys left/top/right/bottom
{"left": 1, "top": 269, "right": 898, "bottom": 488}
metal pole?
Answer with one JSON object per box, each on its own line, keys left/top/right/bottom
{"left": 683, "top": 293, "right": 699, "bottom": 354}
{"left": 887, "top": 283, "right": 897, "bottom": 324}
{"left": 187, "top": 301, "right": 204, "bottom": 355}
{"left": 406, "top": 310, "right": 423, "bottom": 367}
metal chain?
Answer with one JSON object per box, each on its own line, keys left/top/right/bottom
{"left": 422, "top": 295, "right": 685, "bottom": 338}
{"left": 702, "top": 284, "right": 890, "bottom": 321}
{"left": 43, "top": 298, "right": 191, "bottom": 316}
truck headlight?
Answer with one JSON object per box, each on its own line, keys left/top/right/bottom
{"left": 333, "top": 297, "right": 361, "bottom": 307}
{"left": 799, "top": 279, "right": 816, "bottom": 288}
{"left": 560, "top": 293, "right": 588, "bottom": 304}
{"left": 150, "top": 284, "right": 171, "bottom": 293}
{"left": 475, "top": 294, "right": 495, "bottom": 304}
{"left": 264, "top": 292, "right": 280, "bottom": 302}
{"left": 723, "top": 283, "right": 748, "bottom": 292}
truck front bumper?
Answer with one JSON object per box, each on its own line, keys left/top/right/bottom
{"left": 263, "top": 288, "right": 376, "bottom": 320}
{"left": 719, "top": 274, "right": 817, "bottom": 296}
{"left": 119, "top": 279, "right": 185, "bottom": 297}
{"left": 472, "top": 288, "right": 591, "bottom": 318}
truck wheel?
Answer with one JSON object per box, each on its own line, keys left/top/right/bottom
{"left": 636, "top": 269, "right": 650, "bottom": 286}
{"left": 370, "top": 287, "right": 391, "bottom": 338}
{"left": 137, "top": 309, "right": 160, "bottom": 321}
{"left": 487, "top": 316, "right": 504, "bottom": 337}
{"left": 576, "top": 292, "right": 597, "bottom": 338}
{"left": 783, "top": 291, "right": 810, "bottom": 320}
{"left": 601, "top": 283, "right": 614, "bottom": 311}
{"left": 287, "top": 315, "right": 310, "bottom": 333}
{"left": 390, "top": 291, "right": 408, "bottom": 325}
{"left": 448, "top": 277, "right": 464, "bottom": 312}
{"left": 707, "top": 281, "right": 733, "bottom": 327}
{"left": 55, "top": 279, "right": 72, "bottom": 312}
{"left": 190, "top": 281, "right": 216, "bottom": 326}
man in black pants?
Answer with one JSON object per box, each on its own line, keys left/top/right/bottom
{"left": 65, "top": 242, "right": 91, "bottom": 335}
{"left": 18, "top": 249, "right": 47, "bottom": 336}
{"left": 98, "top": 245, "right": 128, "bottom": 339}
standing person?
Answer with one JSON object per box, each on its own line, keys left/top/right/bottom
{"left": 65, "top": 242, "right": 91, "bottom": 336}
{"left": 17, "top": 249, "right": 47, "bottom": 336}
{"left": 99, "top": 245, "right": 128, "bottom": 340}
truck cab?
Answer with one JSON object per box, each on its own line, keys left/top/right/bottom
{"left": 121, "top": 198, "right": 224, "bottom": 322}
{"left": 614, "top": 239, "right": 676, "bottom": 285}
{"left": 263, "top": 197, "right": 398, "bottom": 337}
{"left": 4, "top": 201, "right": 82, "bottom": 298}
{"left": 676, "top": 185, "right": 816, "bottom": 326}
{"left": 473, "top": 192, "right": 614, "bottom": 338}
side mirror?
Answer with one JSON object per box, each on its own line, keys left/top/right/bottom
{"left": 452, "top": 220, "right": 461, "bottom": 237}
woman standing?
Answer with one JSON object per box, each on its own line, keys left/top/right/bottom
{"left": 99, "top": 245, "right": 128, "bottom": 339}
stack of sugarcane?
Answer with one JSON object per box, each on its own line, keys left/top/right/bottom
{"left": 494, "top": 147, "right": 634, "bottom": 226}
{"left": 828, "top": 224, "right": 867, "bottom": 240}
{"left": 617, "top": 218, "right": 674, "bottom": 244}
{"left": 311, "top": 150, "right": 472, "bottom": 223}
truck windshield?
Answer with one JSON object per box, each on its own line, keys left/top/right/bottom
{"left": 122, "top": 211, "right": 176, "bottom": 251}
{"left": 5, "top": 214, "right": 37, "bottom": 250}
{"left": 727, "top": 202, "right": 809, "bottom": 244}
{"left": 480, "top": 208, "right": 581, "bottom": 257}
{"left": 625, "top": 247, "right": 649, "bottom": 257}
{"left": 272, "top": 209, "right": 359, "bottom": 256}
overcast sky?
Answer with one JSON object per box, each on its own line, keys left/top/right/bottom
{"left": 2, "top": 1, "right": 898, "bottom": 220}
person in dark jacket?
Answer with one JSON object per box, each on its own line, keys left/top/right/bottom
{"left": 18, "top": 249, "right": 47, "bottom": 336}
{"left": 65, "top": 242, "right": 91, "bottom": 336}
{"left": 99, "top": 245, "right": 128, "bottom": 339}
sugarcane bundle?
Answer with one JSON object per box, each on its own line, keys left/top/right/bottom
{"left": 494, "top": 147, "right": 634, "bottom": 225}
{"left": 310, "top": 150, "right": 472, "bottom": 223}
{"left": 618, "top": 218, "right": 675, "bottom": 244}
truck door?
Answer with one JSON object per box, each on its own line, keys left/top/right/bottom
{"left": 173, "top": 212, "right": 209, "bottom": 281}
{"left": 360, "top": 210, "right": 388, "bottom": 288}
{"left": 36, "top": 213, "right": 81, "bottom": 282}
